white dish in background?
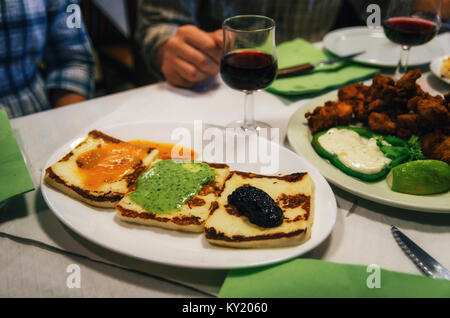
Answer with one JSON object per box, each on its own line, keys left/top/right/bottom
{"left": 430, "top": 55, "right": 450, "bottom": 85}
{"left": 323, "top": 27, "right": 445, "bottom": 68}
{"left": 287, "top": 91, "right": 450, "bottom": 214}
{"left": 40, "top": 121, "right": 337, "bottom": 269}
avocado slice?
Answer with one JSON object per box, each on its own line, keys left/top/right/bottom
{"left": 386, "top": 160, "right": 450, "bottom": 195}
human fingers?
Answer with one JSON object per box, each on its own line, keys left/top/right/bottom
{"left": 176, "top": 40, "right": 219, "bottom": 75}
{"left": 210, "top": 29, "right": 224, "bottom": 49}
{"left": 178, "top": 25, "right": 222, "bottom": 64}
{"left": 168, "top": 56, "right": 209, "bottom": 84}
{"left": 168, "top": 70, "right": 196, "bottom": 88}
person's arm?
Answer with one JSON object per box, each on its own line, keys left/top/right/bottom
{"left": 44, "top": 0, "right": 95, "bottom": 108}
{"left": 50, "top": 89, "right": 87, "bottom": 107}
{"left": 137, "top": 0, "right": 223, "bottom": 88}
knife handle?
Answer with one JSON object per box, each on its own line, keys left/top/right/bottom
{"left": 277, "top": 63, "right": 314, "bottom": 78}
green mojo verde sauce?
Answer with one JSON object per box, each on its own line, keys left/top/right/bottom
{"left": 129, "top": 160, "right": 216, "bottom": 213}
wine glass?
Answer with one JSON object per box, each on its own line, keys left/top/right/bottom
{"left": 220, "top": 15, "right": 277, "bottom": 132}
{"left": 382, "top": 0, "right": 442, "bottom": 79}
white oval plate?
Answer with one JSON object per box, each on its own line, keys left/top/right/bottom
{"left": 41, "top": 121, "right": 337, "bottom": 269}
{"left": 287, "top": 91, "right": 450, "bottom": 213}
{"left": 323, "top": 27, "right": 445, "bottom": 67}
{"left": 430, "top": 55, "right": 450, "bottom": 85}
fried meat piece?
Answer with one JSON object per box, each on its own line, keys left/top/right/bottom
{"left": 432, "top": 136, "right": 450, "bottom": 164}
{"left": 396, "top": 69, "right": 421, "bottom": 91}
{"left": 393, "top": 70, "right": 428, "bottom": 107}
{"left": 422, "top": 130, "right": 443, "bottom": 156}
{"left": 304, "top": 101, "right": 353, "bottom": 134}
{"left": 366, "top": 74, "right": 395, "bottom": 103}
{"left": 413, "top": 83, "right": 427, "bottom": 98}
{"left": 351, "top": 99, "right": 369, "bottom": 122}
{"left": 338, "top": 83, "right": 367, "bottom": 101}
{"left": 366, "top": 74, "right": 405, "bottom": 111}
{"left": 305, "top": 105, "right": 338, "bottom": 135}
{"left": 407, "top": 95, "right": 422, "bottom": 112}
{"left": 368, "top": 112, "right": 396, "bottom": 135}
{"left": 367, "top": 99, "right": 386, "bottom": 113}
{"left": 395, "top": 69, "right": 425, "bottom": 96}
{"left": 394, "top": 69, "right": 430, "bottom": 103}
{"left": 372, "top": 74, "right": 395, "bottom": 89}
{"left": 422, "top": 130, "right": 450, "bottom": 164}
{"left": 416, "top": 97, "right": 449, "bottom": 127}
{"left": 335, "top": 101, "right": 353, "bottom": 124}
{"left": 396, "top": 114, "right": 419, "bottom": 139}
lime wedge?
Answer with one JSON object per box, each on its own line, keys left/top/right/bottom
{"left": 386, "top": 160, "right": 450, "bottom": 195}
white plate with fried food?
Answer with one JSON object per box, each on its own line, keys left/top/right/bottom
{"left": 41, "top": 121, "right": 337, "bottom": 269}
{"left": 430, "top": 55, "right": 450, "bottom": 85}
{"left": 287, "top": 88, "right": 450, "bottom": 213}
{"left": 324, "top": 27, "right": 445, "bottom": 67}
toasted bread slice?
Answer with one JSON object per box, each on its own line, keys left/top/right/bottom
{"left": 204, "top": 171, "right": 314, "bottom": 248}
{"left": 45, "top": 130, "right": 158, "bottom": 208}
{"left": 116, "top": 162, "right": 230, "bottom": 233}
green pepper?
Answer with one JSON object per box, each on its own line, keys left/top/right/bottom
{"left": 311, "top": 126, "right": 411, "bottom": 182}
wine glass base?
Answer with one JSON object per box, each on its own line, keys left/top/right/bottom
{"left": 226, "top": 120, "right": 271, "bottom": 132}
{"left": 225, "top": 120, "right": 276, "bottom": 140}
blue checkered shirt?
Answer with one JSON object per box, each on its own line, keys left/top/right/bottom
{"left": 0, "top": 0, "right": 95, "bottom": 118}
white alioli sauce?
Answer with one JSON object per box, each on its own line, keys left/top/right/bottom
{"left": 318, "top": 128, "right": 392, "bottom": 174}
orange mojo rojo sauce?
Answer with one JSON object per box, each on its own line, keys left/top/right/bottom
{"left": 128, "top": 140, "right": 198, "bottom": 160}
{"left": 76, "top": 143, "right": 150, "bottom": 190}
{"left": 75, "top": 140, "right": 197, "bottom": 190}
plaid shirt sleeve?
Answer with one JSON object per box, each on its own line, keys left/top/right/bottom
{"left": 136, "top": 0, "right": 198, "bottom": 80}
{"left": 43, "top": 0, "right": 95, "bottom": 98}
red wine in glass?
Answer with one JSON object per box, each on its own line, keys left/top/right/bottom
{"left": 383, "top": 17, "right": 437, "bottom": 46}
{"left": 220, "top": 50, "right": 277, "bottom": 91}
{"left": 220, "top": 15, "right": 277, "bottom": 132}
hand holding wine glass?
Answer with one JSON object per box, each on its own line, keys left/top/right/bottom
{"left": 383, "top": 0, "right": 442, "bottom": 79}
{"left": 155, "top": 25, "right": 223, "bottom": 88}
{"left": 220, "top": 15, "right": 277, "bottom": 132}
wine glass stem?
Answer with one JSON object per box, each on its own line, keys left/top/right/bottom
{"left": 395, "top": 45, "right": 410, "bottom": 80}
{"left": 243, "top": 91, "right": 255, "bottom": 130}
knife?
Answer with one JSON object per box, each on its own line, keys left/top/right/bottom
{"left": 277, "top": 51, "right": 365, "bottom": 78}
{"left": 391, "top": 225, "right": 450, "bottom": 280}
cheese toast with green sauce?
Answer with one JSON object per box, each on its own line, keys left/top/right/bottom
{"left": 116, "top": 160, "right": 230, "bottom": 232}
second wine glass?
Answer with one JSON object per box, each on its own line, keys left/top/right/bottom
{"left": 382, "top": 0, "right": 442, "bottom": 79}
{"left": 220, "top": 15, "right": 277, "bottom": 132}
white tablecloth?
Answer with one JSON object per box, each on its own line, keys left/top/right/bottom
{"left": 1, "top": 35, "right": 450, "bottom": 297}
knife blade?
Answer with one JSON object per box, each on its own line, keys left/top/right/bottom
{"left": 391, "top": 225, "right": 450, "bottom": 280}
{"left": 277, "top": 51, "right": 365, "bottom": 78}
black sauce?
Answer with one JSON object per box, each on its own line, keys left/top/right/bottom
{"left": 228, "top": 185, "right": 283, "bottom": 228}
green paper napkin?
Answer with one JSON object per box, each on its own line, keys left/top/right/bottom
{"left": 267, "top": 38, "right": 379, "bottom": 96}
{"left": 219, "top": 259, "right": 450, "bottom": 298}
{"left": 0, "top": 110, "right": 34, "bottom": 203}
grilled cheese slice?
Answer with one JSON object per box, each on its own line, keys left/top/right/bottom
{"left": 116, "top": 162, "right": 230, "bottom": 232}
{"left": 205, "top": 171, "right": 314, "bottom": 248}
{"left": 45, "top": 130, "right": 158, "bottom": 208}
